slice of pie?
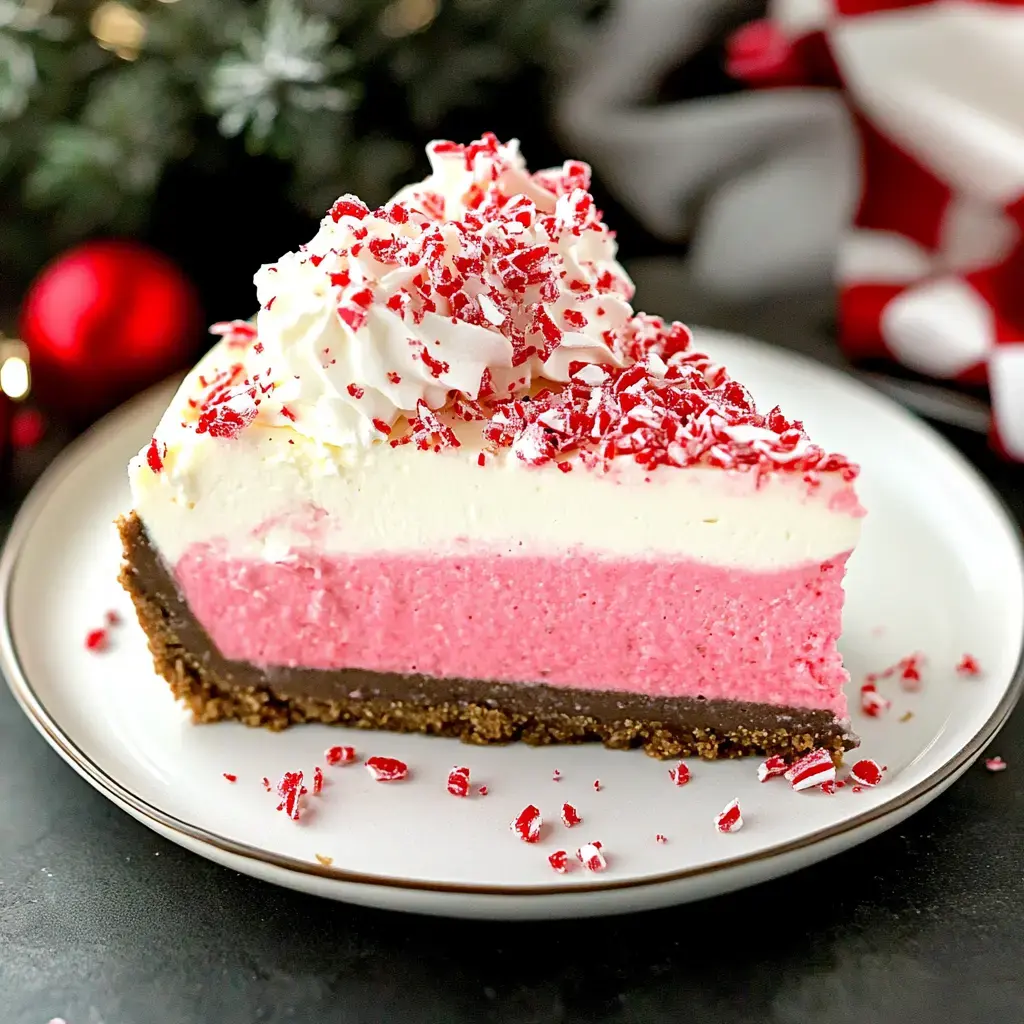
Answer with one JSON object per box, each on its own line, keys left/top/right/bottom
{"left": 118, "top": 134, "right": 864, "bottom": 761}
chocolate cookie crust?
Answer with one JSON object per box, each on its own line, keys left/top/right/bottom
{"left": 117, "top": 512, "right": 856, "bottom": 761}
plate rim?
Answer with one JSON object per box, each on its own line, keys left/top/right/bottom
{"left": 3, "top": 334, "right": 1023, "bottom": 899}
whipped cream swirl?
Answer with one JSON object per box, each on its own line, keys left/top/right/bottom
{"left": 251, "top": 134, "right": 638, "bottom": 450}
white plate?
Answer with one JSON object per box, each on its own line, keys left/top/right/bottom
{"left": 2, "top": 329, "right": 1022, "bottom": 920}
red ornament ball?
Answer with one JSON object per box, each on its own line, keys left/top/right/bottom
{"left": 20, "top": 240, "right": 201, "bottom": 423}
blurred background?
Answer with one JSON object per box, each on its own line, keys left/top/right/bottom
{"left": 1, "top": 0, "right": 1022, "bottom": 491}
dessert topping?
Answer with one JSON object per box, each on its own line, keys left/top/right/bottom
{"left": 446, "top": 766, "right": 471, "bottom": 797}
{"left": 860, "top": 682, "right": 891, "bottom": 717}
{"left": 461, "top": 353, "right": 857, "bottom": 478}
{"left": 365, "top": 756, "right": 408, "bottom": 781}
{"left": 548, "top": 850, "right": 570, "bottom": 873}
{"left": 849, "top": 759, "right": 884, "bottom": 787}
{"left": 210, "top": 320, "right": 258, "bottom": 346}
{"left": 561, "top": 802, "right": 582, "bottom": 828}
{"left": 510, "top": 804, "right": 543, "bottom": 843}
{"left": 785, "top": 748, "right": 837, "bottom": 791}
{"left": 669, "top": 762, "right": 690, "bottom": 786}
{"left": 194, "top": 377, "right": 259, "bottom": 440}
{"left": 985, "top": 756, "right": 1008, "bottom": 772}
{"left": 576, "top": 842, "right": 607, "bottom": 872}
{"left": 866, "top": 653, "right": 925, "bottom": 691}
{"left": 756, "top": 755, "right": 788, "bottom": 782}
{"left": 325, "top": 745, "right": 356, "bottom": 765}
{"left": 146, "top": 437, "right": 166, "bottom": 473}
{"left": 715, "top": 799, "right": 744, "bottom": 833}
{"left": 957, "top": 654, "right": 981, "bottom": 676}
{"left": 232, "top": 134, "right": 856, "bottom": 478}
{"left": 276, "top": 771, "right": 306, "bottom": 820}
{"left": 85, "top": 627, "right": 108, "bottom": 652}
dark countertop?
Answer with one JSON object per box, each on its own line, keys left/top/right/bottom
{"left": 2, "top": 316, "right": 1023, "bottom": 1024}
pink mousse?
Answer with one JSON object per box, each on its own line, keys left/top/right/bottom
{"left": 173, "top": 544, "right": 853, "bottom": 717}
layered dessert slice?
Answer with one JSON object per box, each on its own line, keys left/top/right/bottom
{"left": 119, "top": 134, "right": 864, "bottom": 760}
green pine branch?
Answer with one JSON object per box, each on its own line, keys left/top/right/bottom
{"left": 0, "top": 0, "right": 606, "bottom": 268}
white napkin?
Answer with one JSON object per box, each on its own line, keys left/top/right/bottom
{"left": 555, "top": 0, "right": 1024, "bottom": 459}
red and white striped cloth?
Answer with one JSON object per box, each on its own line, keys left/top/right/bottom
{"left": 728, "top": 0, "right": 1024, "bottom": 458}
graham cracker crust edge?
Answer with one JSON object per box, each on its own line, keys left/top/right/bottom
{"left": 116, "top": 512, "right": 850, "bottom": 763}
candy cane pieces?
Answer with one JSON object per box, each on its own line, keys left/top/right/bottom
{"left": 715, "top": 799, "right": 743, "bottom": 833}
{"left": 576, "top": 842, "right": 607, "bottom": 872}
{"left": 849, "top": 759, "right": 885, "bottom": 787}
{"left": 447, "top": 766, "right": 471, "bottom": 797}
{"left": 510, "top": 804, "right": 543, "bottom": 843}
{"left": 785, "top": 748, "right": 836, "bottom": 791}
{"left": 756, "top": 755, "right": 788, "bottom": 782}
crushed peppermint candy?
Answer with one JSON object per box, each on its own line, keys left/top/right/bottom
{"left": 464, "top": 354, "right": 857, "bottom": 478}
{"left": 262, "top": 777, "right": 271, "bottom": 791}
{"left": 510, "top": 804, "right": 543, "bottom": 843}
{"left": 243, "top": 133, "right": 854, "bottom": 479}
{"left": 210, "top": 319, "right": 258, "bottom": 346}
{"left": 757, "top": 755, "right": 788, "bottom": 782}
{"left": 325, "top": 745, "right": 356, "bottom": 766}
{"left": 860, "top": 682, "right": 892, "bottom": 717}
{"left": 957, "top": 654, "right": 981, "bottom": 676}
{"left": 576, "top": 842, "right": 607, "bottom": 872}
{"left": 365, "top": 756, "right": 408, "bottom": 782}
{"left": 105, "top": 609, "right": 121, "bottom": 626}
{"left": 85, "top": 627, "right": 108, "bottom": 652}
{"left": 276, "top": 771, "right": 307, "bottom": 820}
{"left": 898, "top": 654, "right": 924, "bottom": 690}
{"left": 312, "top": 766, "right": 324, "bottom": 795}
{"left": 548, "top": 850, "right": 570, "bottom": 873}
{"left": 552, "top": 769, "right": 561, "bottom": 781}
{"left": 785, "top": 748, "right": 836, "bottom": 791}
{"left": 195, "top": 384, "right": 260, "bottom": 439}
{"left": 447, "top": 766, "right": 471, "bottom": 797}
{"left": 146, "top": 437, "right": 166, "bottom": 473}
{"left": 668, "top": 762, "right": 690, "bottom": 786}
{"left": 187, "top": 362, "right": 266, "bottom": 441}
{"left": 985, "top": 756, "right": 1008, "bottom": 772}
{"left": 715, "top": 799, "right": 744, "bottom": 833}
{"left": 222, "top": 773, "right": 237, "bottom": 783}
{"left": 849, "top": 759, "right": 884, "bottom": 787}
{"left": 593, "top": 779, "right": 601, "bottom": 792}
{"left": 655, "top": 834, "right": 668, "bottom": 844}
{"left": 561, "top": 802, "right": 582, "bottom": 827}
{"left": 866, "top": 653, "right": 925, "bottom": 691}
{"left": 478, "top": 785, "right": 489, "bottom": 796}
{"left": 819, "top": 780, "right": 838, "bottom": 795}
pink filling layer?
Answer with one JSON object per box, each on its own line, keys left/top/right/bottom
{"left": 174, "top": 544, "right": 852, "bottom": 717}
